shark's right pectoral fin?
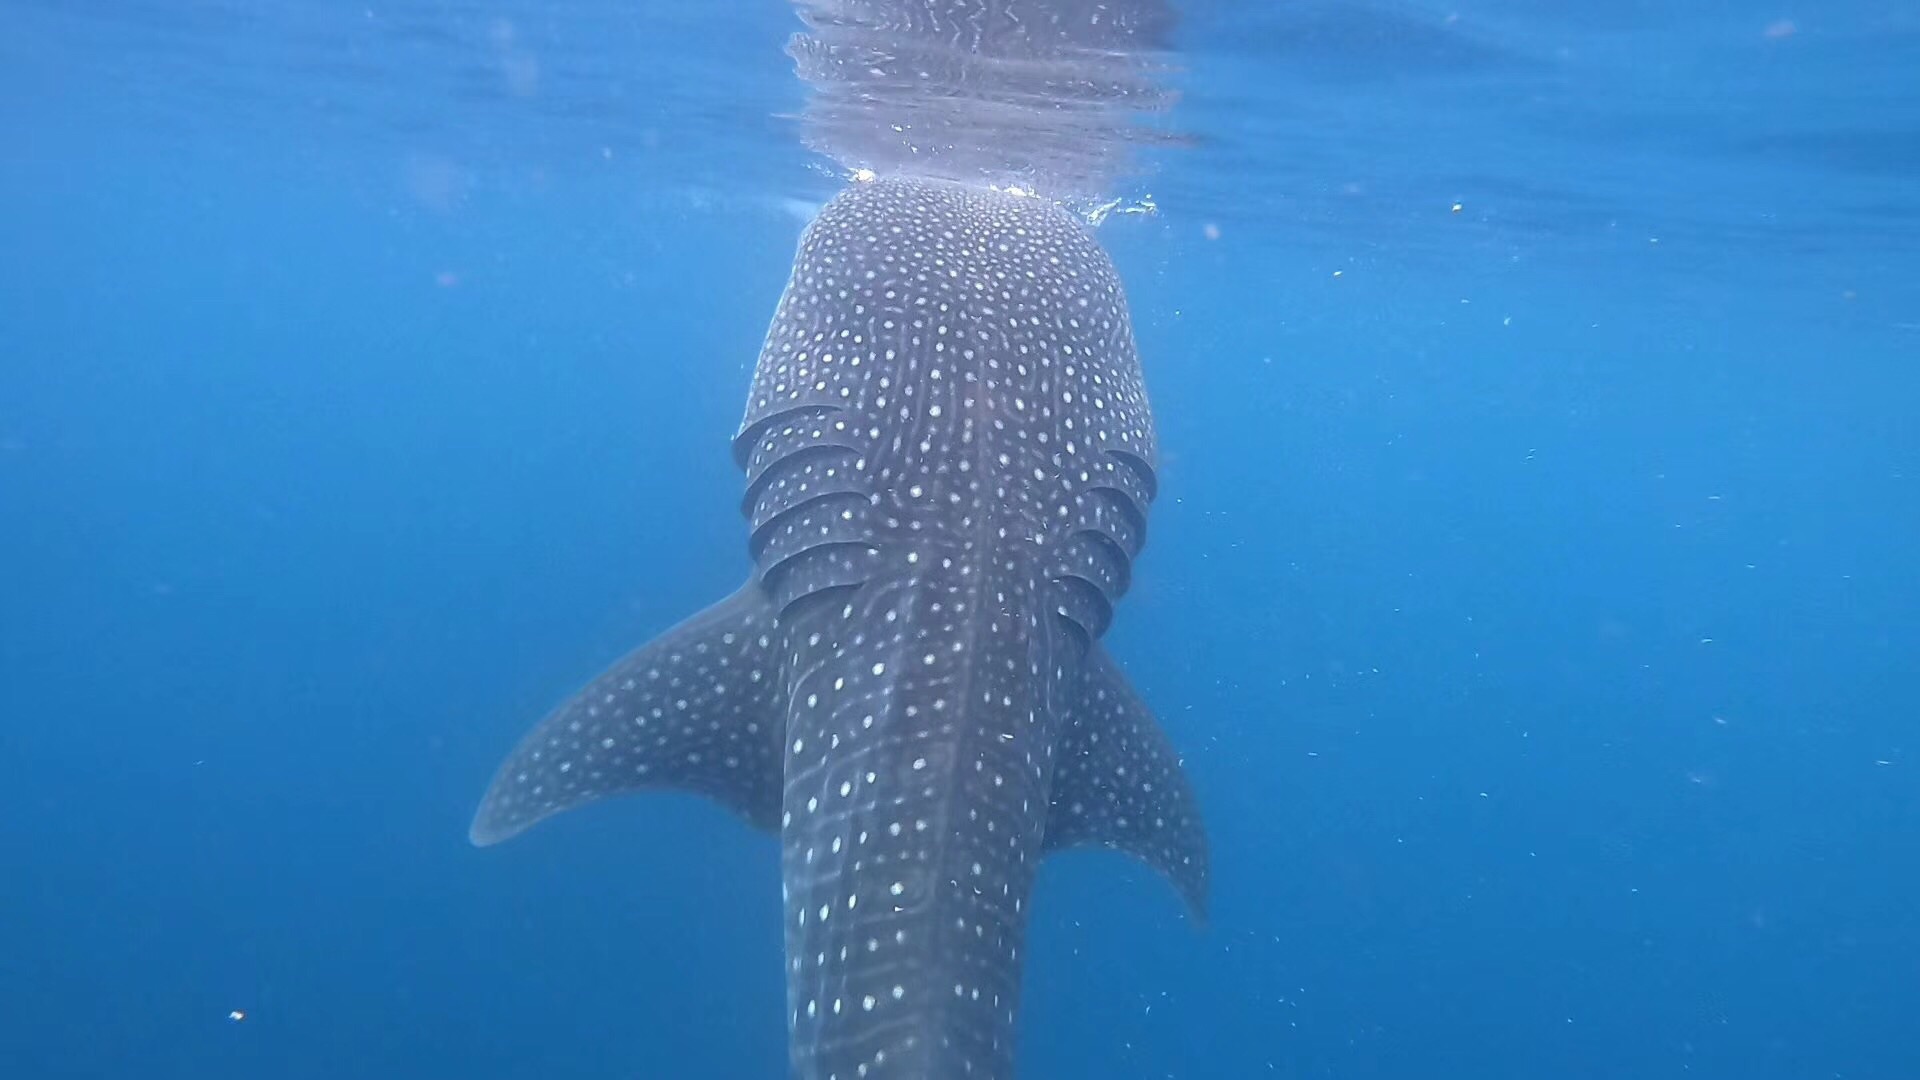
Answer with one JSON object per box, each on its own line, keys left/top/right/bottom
{"left": 469, "top": 583, "right": 787, "bottom": 846}
{"left": 1045, "top": 645, "right": 1210, "bottom": 920}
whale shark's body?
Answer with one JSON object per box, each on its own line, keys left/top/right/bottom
{"left": 472, "top": 162, "right": 1200, "bottom": 1080}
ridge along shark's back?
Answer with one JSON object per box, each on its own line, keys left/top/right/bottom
{"left": 734, "top": 177, "right": 1158, "bottom": 634}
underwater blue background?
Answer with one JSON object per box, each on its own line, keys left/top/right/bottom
{"left": 3, "top": 2, "right": 1916, "bottom": 1078}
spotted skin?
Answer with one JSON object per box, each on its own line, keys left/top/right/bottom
{"left": 471, "top": 176, "right": 1204, "bottom": 1080}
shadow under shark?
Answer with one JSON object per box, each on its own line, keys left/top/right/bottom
{"left": 471, "top": 4, "right": 1202, "bottom": 1078}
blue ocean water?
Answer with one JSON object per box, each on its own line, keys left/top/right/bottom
{"left": 2, "top": 2, "right": 1915, "bottom": 1078}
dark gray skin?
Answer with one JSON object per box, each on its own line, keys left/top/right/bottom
{"left": 471, "top": 176, "right": 1205, "bottom": 1079}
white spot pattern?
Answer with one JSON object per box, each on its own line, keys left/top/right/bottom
{"left": 743, "top": 177, "right": 1184, "bottom": 1080}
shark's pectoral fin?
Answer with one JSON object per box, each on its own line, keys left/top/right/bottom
{"left": 469, "top": 583, "right": 786, "bottom": 846}
{"left": 1045, "top": 645, "right": 1209, "bottom": 920}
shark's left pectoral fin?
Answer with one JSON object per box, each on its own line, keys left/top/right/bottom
{"left": 469, "top": 583, "right": 786, "bottom": 846}
{"left": 1045, "top": 645, "right": 1210, "bottom": 920}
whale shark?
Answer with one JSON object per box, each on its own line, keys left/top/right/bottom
{"left": 470, "top": 1, "right": 1201, "bottom": 1076}
{"left": 470, "top": 176, "right": 1205, "bottom": 1077}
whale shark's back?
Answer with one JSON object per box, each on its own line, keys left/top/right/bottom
{"left": 734, "top": 175, "right": 1157, "bottom": 634}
